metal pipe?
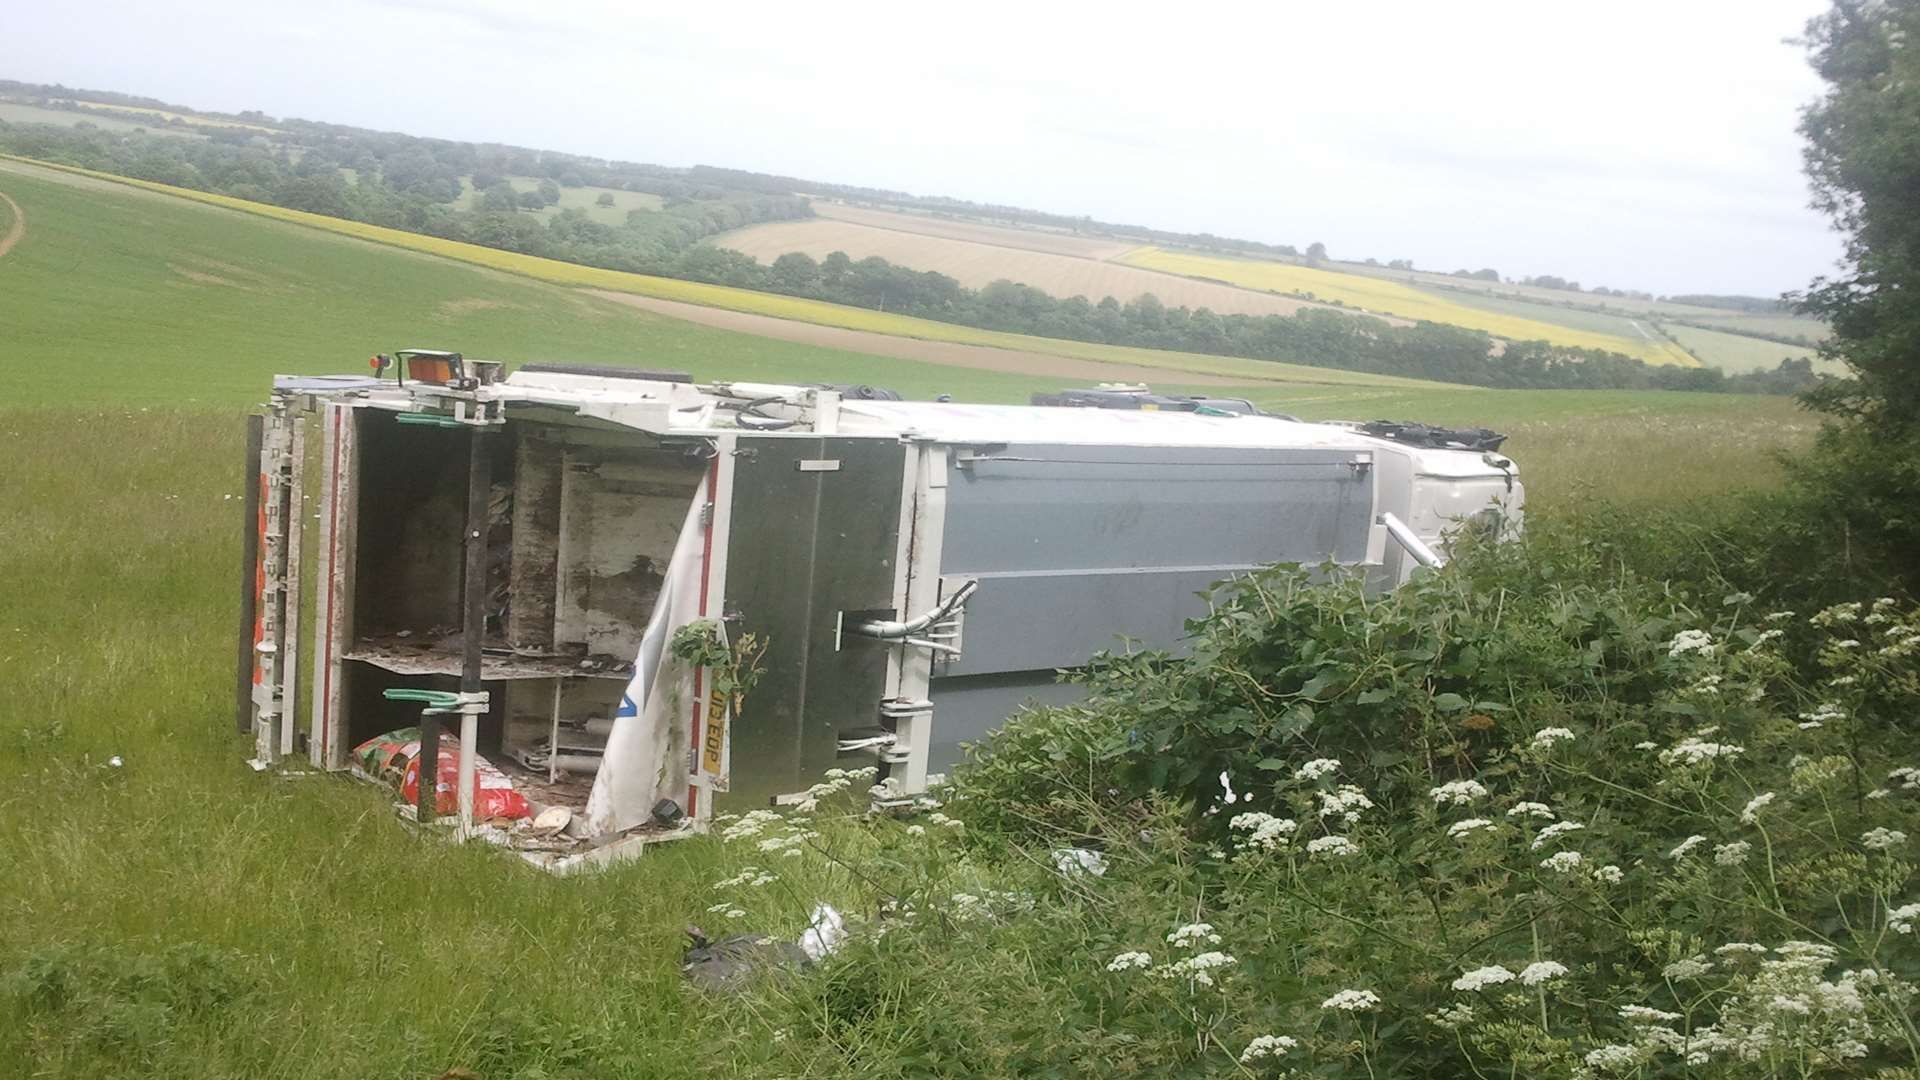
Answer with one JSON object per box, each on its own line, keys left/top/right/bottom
{"left": 457, "top": 426, "right": 493, "bottom": 837}
{"left": 1379, "top": 512, "right": 1445, "bottom": 568}
{"left": 236, "top": 414, "right": 264, "bottom": 736}
{"left": 850, "top": 579, "right": 978, "bottom": 640}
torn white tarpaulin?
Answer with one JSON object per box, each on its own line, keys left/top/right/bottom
{"left": 583, "top": 488, "right": 708, "bottom": 837}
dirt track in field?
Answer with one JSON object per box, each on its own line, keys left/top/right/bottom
{"left": 0, "top": 191, "right": 24, "bottom": 259}
{"left": 588, "top": 290, "right": 1257, "bottom": 386}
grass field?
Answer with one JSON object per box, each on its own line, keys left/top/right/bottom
{"left": 0, "top": 100, "right": 201, "bottom": 137}
{"left": 0, "top": 149, "right": 1826, "bottom": 1078}
{"left": 716, "top": 216, "right": 1357, "bottom": 320}
{"left": 813, "top": 201, "right": 1139, "bottom": 259}
{"left": 1120, "top": 246, "right": 1700, "bottom": 366}
{"left": 457, "top": 175, "right": 666, "bottom": 225}
{"left": 1663, "top": 321, "right": 1833, "bottom": 374}
{"left": 0, "top": 156, "right": 1448, "bottom": 391}
{"left": 61, "top": 99, "right": 280, "bottom": 134}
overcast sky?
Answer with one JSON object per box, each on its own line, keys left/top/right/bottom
{"left": 4, "top": 0, "right": 1841, "bottom": 296}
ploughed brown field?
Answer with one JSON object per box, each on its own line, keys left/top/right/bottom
{"left": 721, "top": 202, "right": 1409, "bottom": 325}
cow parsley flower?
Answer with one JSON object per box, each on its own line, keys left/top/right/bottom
{"left": 1228, "top": 811, "right": 1298, "bottom": 852}
{"left": 1321, "top": 988, "right": 1382, "bottom": 1011}
{"left": 1541, "top": 850, "right": 1585, "bottom": 873}
{"left": 1584, "top": 1043, "right": 1644, "bottom": 1070}
{"left": 1621, "top": 1004, "right": 1683, "bottom": 1024}
{"left": 1668, "top": 629, "right": 1715, "bottom": 657}
{"left": 1306, "top": 835, "right": 1358, "bottom": 858}
{"left": 1167, "top": 922, "right": 1221, "bottom": 948}
{"left": 1157, "top": 950, "right": 1236, "bottom": 987}
{"left": 1740, "top": 792, "right": 1776, "bottom": 824}
{"left": 1520, "top": 960, "right": 1569, "bottom": 986}
{"left": 1317, "top": 785, "right": 1374, "bottom": 824}
{"left": 1452, "top": 965, "right": 1515, "bottom": 991}
{"left": 1892, "top": 765, "right": 1920, "bottom": 790}
{"left": 1661, "top": 737, "right": 1745, "bottom": 767}
{"left": 1888, "top": 901, "right": 1919, "bottom": 935}
{"left": 1427, "top": 1003, "right": 1477, "bottom": 1028}
{"left": 1714, "top": 942, "right": 1768, "bottom": 957}
{"left": 1714, "top": 841, "right": 1752, "bottom": 866}
{"left": 1238, "top": 1035, "right": 1298, "bottom": 1062}
{"left": 1294, "top": 757, "right": 1341, "bottom": 781}
{"left": 1591, "top": 863, "right": 1625, "bottom": 885}
{"left": 1106, "top": 950, "right": 1153, "bottom": 972}
{"left": 1663, "top": 956, "right": 1713, "bottom": 979}
{"left": 1668, "top": 834, "right": 1708, "bottom": 859}
{"left": 1507, "top": 801, "right": 1556, "bottom": 820}
{"left": 1530, "top": 727, "right": 1576, "bottom": 749}
{"left": 1531, "top": 820, "right": 1586, "bottom": 850}
{"left": 1634, "top": 740, "right": 1659, "bottom": 750}
{"left": 1862, "top": 827, "right": 1907, "bottom": 851}
{"left": 1430, "top": 779, "right": 1490, "bottom": 806}
{"left": 1447, "top": 817, "right": 1496, "bottom": 839}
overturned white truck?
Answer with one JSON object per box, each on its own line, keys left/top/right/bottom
{"left": 238, "top": 353, "right": 1520, "bottom": 866}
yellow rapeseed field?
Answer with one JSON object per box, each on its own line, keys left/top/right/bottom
{"left": 61, "top": 100, "right": 283, "bottom": 134}
{"left": 1119, "top": 247, "right": 1698, "bottom": 366}
{"left": 4, "top": 157, "right": 1444, "bottom": 390}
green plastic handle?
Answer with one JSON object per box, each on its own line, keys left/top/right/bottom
{"left": 382, "top": 688, "right": 461, "bottom": 707}
{"left": 394, "top": 413, "right": 465, "bottom": 428}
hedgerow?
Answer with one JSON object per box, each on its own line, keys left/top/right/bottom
{"left": 691, "top": 533, "right": 1920, "bottom": 1077}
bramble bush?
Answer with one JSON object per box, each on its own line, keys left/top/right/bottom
{"left": 688, "top": 529, "right": 1920, "bottom": 1078}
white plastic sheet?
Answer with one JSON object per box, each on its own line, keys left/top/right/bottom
{"left": 583, "top": 490, "right": 708, "bottom": 836}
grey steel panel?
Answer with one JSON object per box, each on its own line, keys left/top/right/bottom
{"left": 938, "top": 444, "right": 1371, "bottom": 678}
{"left": 722, "top": 436, "right": 905, "bottom": 806}
{"left": 927, "top": 674, "right": 1086, "bottom": 772}
{"left": 941, "top": 445, "right": 1370, "bottom": 573}
{"left": 948, "top": 566, "right": 1242, "bottom": 675}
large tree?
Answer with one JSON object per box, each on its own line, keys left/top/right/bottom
{"left": 1784, "top": 0, "right": 1920, "bottom": 591}
{"left": 1797, "top": 0, "right": 1920, "bottom": 426}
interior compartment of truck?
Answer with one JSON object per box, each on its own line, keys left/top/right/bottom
{"left": 332, "top": 411, "right": 706, "bottom": 807}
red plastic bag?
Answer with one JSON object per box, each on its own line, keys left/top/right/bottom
{"left": 352, "top": 728, "right": 531, "bottom": 821}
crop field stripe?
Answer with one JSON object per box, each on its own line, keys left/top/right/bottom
{"left": 0, "top": 189, "right": 22, "bottom": 259}
{"left": 1118, "top": 246, "right": 1701, "bottom": 366}
{"left": 0, "top": 155, "right": 1446, "bottom": 391}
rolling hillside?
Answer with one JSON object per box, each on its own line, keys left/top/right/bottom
{"left": 0, "top": 157, "right": 1447, "bottom": 395}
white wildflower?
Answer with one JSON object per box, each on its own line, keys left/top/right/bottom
{"left": 1621, "top": 1004, "right": 1683, "bottom": 1024}
{"left": 1306, "top": 835, "right": 1358, "bottom": 858}
{"left": 1052, "top": 848, "right": 1108, "bottom": 877}
{"left": 1428, "top": 1003, "right": 1477, "bottom": 1028}
{"left": 1228, "top": 811, "right": 1298, "bottom": 852}
{"left": 1530, "top": 727, "right": 1577, "bottom": 749}
{"left": 1669, "top": 834, "right": 1708, "bottom": 859}
{"left": 1294, "top": 757, "right": 1341, "bottom": 781}
{"left": 1765, "top": 610, "right": 1795, "bottom": 622}
{"left": 1661, "top": 737, "right": 1745, "bottom": 767}
{"left": 1591, "top": 863, "right": 1624, "bottom": 885}
{"left": 1452, "top": 965, "right": 1515, "bottom": 992}
{"left": 1447, "top": 817, "right": 1496, "bottom": 839}
{"left": 1714, "top": 942, "right": 1768, "bottom": 957}
{"left": 906, "top": 824, "right": 926, "bottom": 836}
{"left": 1888, "top": 901, "right": 1919, "bottom": 934}
{"left": 1799, "top": 703, "right": 1846, "bottom": 727}
{"left": 1741, "top": 792, "right": 1776, "bottom": 824}
{"left": 1430, "top": 779, "right": 1490, "bottom": 806}
{"left": 1714, "top": 841, "right": 1752, "bottom": 866}
{"left": 1520, "top": 960, "right": 1569, "bottom": 986}
{"left": 1810, "top": 602, "right": 1860, "bottom": 626}
{"left": 1238, "top": 1035, "right": 1298, "bottom": 1062}
{"left": 1668, "top": 629, "right": 1715, "bottom": 657}
{"left": 1664, "top": 956, "right": 1713, "bottom": 980}
{"left": 1585, "top": 1043, "right": 1644, "bottom": 1071}
{"left": 1507, "top": 801, "right": 1556, "bottom": 820}
{"left": 1541, "top": 850, "right": 1585, "bottom": 873}
{"left": 1106, "top": 950, "right": 1153, "bottom": 972}
{"left": 1156, "top": 950, "right": 1236, "bottom": 987}
{"left": 1167, "top": 922, "right": 1222, "bottom": 948}
{"left": 1531, "top": 820, "right": 1586, "bottom": 850}
{"left": 1316, "top": 784, "right": 1374, "bottom": 824}
{"left": 1867, "top": 788, "right": 1891, "bottom": 800}
{"left": 1634, "top": 740, "right": 1659, "bottom": 750}
{"left": 1321, "top": 988, "right": 1382, "bottom": 1011}
{"left": 1862, "top": 827, "right": 1907, "bottom": 851}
